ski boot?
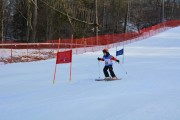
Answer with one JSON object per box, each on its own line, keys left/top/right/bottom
{"left": 112, "top": 77, "right": 118, "bottom": 80}
{"left": 104, "top": 77, "right": 111, "bottom": 80}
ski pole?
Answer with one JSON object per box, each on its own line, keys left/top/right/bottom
{"left": 98, "top": 61, "right": 101, "bottom": 78}
{"left": 119, "top": 63, "right": 128, "bottom": 75}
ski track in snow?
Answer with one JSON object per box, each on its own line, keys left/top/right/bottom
{"left": 0, "top": 27, "right": 180, "bottom": 120}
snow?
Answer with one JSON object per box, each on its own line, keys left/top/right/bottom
{"left": 0, "top": 27, "right": 180, "bottom": 120}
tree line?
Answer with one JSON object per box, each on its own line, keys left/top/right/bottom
{"left": 0, "top": 0, "right": 180, "bottom": 43}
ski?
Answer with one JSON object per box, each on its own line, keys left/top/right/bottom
{"left": 95, "top": 78, "right": 121, "bottom": 81}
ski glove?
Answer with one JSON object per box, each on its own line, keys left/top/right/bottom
{"left": 97, "top": 57, "right": 101, "bottom": 61}
{"left": 116, "top": 60, "right": 120, "bottom": 63}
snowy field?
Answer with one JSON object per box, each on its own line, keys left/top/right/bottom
{"left": 0, "top": 27, "right": 180, "bottom": 120}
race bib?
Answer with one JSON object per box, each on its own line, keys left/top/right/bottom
{"left": 105, "top": 59, "right": 112, "bottom": 65}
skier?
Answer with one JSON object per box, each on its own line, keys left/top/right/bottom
{"left": 97, "top": 49, "right": 120, "bottom": 80}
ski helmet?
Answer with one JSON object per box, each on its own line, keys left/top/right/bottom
{"left": 102, "top": 49, "right": 108, "bottom": 53}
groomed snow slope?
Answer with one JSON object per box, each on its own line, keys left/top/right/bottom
{"left": 0, "top": 27, "right": 180, "bottom": 120}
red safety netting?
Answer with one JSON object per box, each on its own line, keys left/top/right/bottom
{"left": 0, "top": 20, "right": 180, "bottom": 63}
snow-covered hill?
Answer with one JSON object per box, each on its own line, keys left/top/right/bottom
{"left": 0, "top": 27, "right": 180, "bottom": 120}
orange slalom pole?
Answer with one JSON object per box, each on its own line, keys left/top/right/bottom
{"left": 53, "top": 38, "right": 61, "bottom": 84}
{"left": 53, "top": 63, "right": 57, "bottom": 84}
{"left": 70, "top": 62, "right": 72, "bottom": 81}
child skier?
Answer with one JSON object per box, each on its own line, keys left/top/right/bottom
{"left": 97, "top": 49, "right": 120, "bottom": 80}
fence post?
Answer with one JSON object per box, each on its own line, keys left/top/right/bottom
{"left": 91, "top": 37, "right": 94, "bottom": 52}
{"left": 84, "top": 38, "right": 87, "bottom": 53}
{"left": 27, "top": 42, "right": 28, "bottom": 57}
{"left": 38, "top": 43, "right": 40, "bottom": 58}
{"left": 112, "top": 34, "right": 114, "bottom": 48}
{"left": 76, "top": 40, "right": 78, "bottom": 55}
{"left": 10, "top": 47, "right": 12, "bottom": 63}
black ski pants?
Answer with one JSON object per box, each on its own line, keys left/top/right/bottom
{"left": 103, "top": 65, "right": 116, "bottom": 77}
